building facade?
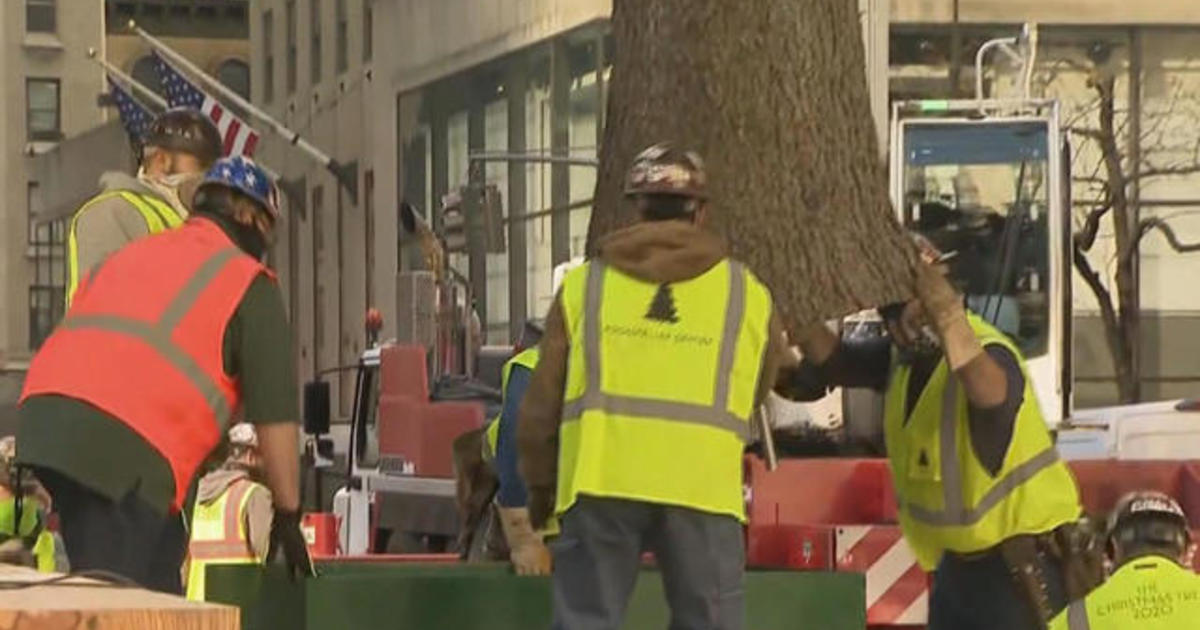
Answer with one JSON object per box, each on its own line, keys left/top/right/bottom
{"left": 0, "top": 0, "right": 106, "bottom": 427}
{"left": 0, "top": 0, "right": 251, "bottom": 428}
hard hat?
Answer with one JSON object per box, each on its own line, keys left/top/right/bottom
{"left": 1107, "top": 490, "right": 1190, "bottom": 549}
{"left": 624, "top": 143, "right": 708, "bottom": 200}
{"left": 197, "top": 156, "right": 280, "bottom": 222}
{"left": 144, "top": 107, "right": 223, "bottom": 166}
{"left": 228, "top": 423, "right": 258, "bottom": 448}
{"left": 551, "top": 257, "right": 585, "bottom": 295}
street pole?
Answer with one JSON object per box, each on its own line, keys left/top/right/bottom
{"left": 130, "top": 21, "right": 358, "bottom": 204}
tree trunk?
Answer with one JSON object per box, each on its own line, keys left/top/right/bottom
{"left": 587, "top": 0, "right": 917, "bottom": 330}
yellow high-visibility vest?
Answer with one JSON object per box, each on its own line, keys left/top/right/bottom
{"left": 186, "top": 477, "right": 266, "bottom": 601}
{"left": 884, "top": 313, "right": 1081, "bottom": 570}
{"left": 482, "top": 347, "right": 541, "bottom": 463}
{"left": 0, "top": 498, "right": 55, "bottom": 573}
{"left": 66, "top": 190, "right": 184, "bottom": 307}
{"left": 1049, "top": 554, "right": 1200, "bottom": 630}
{"left": 556, "top": 259, "right": 772, "bottom": 521}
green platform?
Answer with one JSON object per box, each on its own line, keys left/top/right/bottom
{"left": 208, "top": 562, "right": 865, "bottom": 630}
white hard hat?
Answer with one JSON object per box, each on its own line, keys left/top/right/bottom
{"left": 228, "top": 423, "right": 258, "bottom": 448}
{"left": 552, "top": 257, "right": 586, "bottom": 295}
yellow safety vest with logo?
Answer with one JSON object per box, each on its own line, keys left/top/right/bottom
{"left": 0, "top": 498, "right": 55, "bottom": 573}
{"left": 66, "top": 190, "right": 185, "bottom": 307}
{"left": 186, "top": 477, "right": 266, "bottom": 601}
{"left": 1049, "top": 554, "right": 1200, "bottom": 630}
{"left": 482, "top": 347, "right": 541, "bottom": 463}
{"left": 884, "top": 313, "right": 1081, "bottom": 570}
{"left": 556, "top": 259, "right": 772, "bottom": 522}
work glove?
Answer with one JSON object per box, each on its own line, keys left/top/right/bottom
{"left": 914, "top": 263, "right": 982, "bottom": 370}
{"left": 527, "top": 487, "right": 556, "bottom": 532}
{"left": 498, "top": 507, "right": 552, "bottom": 576}
{"left": 267, "top": 508, "right": 317, "bottom": 581}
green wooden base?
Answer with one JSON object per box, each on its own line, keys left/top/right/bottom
{"left": 208, "top": 562, "right": 865, "bottom": 629}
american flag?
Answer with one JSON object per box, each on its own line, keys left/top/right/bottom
{"left": 152, "top": 52, "right": 260, "bottom": 157}
{"left": 108, "top": 77, "right": 154, "bottom": 142}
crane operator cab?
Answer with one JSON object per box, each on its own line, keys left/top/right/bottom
{"left": 889, "top": 98, "right": 1070, "bottom": 426}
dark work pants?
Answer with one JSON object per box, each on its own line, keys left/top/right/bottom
{"left": 551, "top": 496, "right": 745, "bottom": 630}
{"left": 929, "top": 546, "right": 1068, "bottom": 630}
{"left": 36, "top": 468, "right": 187, "bottom": 594}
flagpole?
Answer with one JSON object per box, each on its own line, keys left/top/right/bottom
{"left": 129, "top": 21, "right": 358, "bottom": 204}
{"left": 86, "top": 47, "right": 167, "bottom": 109}
{"left": 85, "top": 47, "right": 299, "bottom": 195}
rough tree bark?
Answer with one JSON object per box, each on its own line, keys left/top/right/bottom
{"left": 587, "top": 0, "right": 917, "bottom": 330}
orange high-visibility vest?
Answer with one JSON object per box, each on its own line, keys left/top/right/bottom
{"left": 22, "top": 217, "right": 268, "bottom": 510}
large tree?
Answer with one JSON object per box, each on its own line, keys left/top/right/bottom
{"left": 587, "top": 0, "right": 917, "bottom": 330}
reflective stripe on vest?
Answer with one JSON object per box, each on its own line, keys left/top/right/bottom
{"left": 562, "top": 261, "right": 752, "bottom": 441}
{"left": 66, "top": 190, "right": 184, "bottom": 307}
{"left": 555, "top": 259, "right": 770, "bottom": 521}
{"left": 186, "top": 478, "right": 262, "bottom": 601}
{"left": 1066, "top": 600, "right": 1088, "bottom": 630}
{"left": 884, "top": 314, "right": 1081, "bottom": 569}
{"left": 22, "top": 218, "right": 265, "bottom": 511}
{"left": 61, "top": 248, "right": 240, "bottom": 423}
{"left": 903, "top": 381, "right": 1062, "bottom": 528}
{"left": 1049, "top": 556, "right": 1200, "bottom": 630}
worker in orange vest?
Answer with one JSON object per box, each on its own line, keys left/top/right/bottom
{"left": 18, "top": 155, "right": 313, "bottom": 593}
{"left": 184, "top": 423, "right": 273, "bottom": 601}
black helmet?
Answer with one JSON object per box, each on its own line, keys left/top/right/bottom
{"left": 624, "top": 143, "right": 708, "bottom": 200}
{"left": 143, "top": 107, "right": 223, "bottom": 166}
{"left": 1107, "top": 491, "right": 1191, "bottom": 555}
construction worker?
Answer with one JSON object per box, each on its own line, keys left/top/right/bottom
{"left": 482, "top": 329, "right": 550, "bottom": 575}
{"left": 1049, "top": 491, "right": 1200, "bottom": 630}
{"left": 17, "top": 155, "right": 312, "bottom": 593}
{"left": 518, "top": 144, "right": 791, "bottom": 630}
{"left": 67, "top": 107, "right": 223, "bottom": 306}
{"left": 784, "top": 236, "right": 1087, "bottom": 630}
{"left": 185, "top": 423, "right": 273, "bottom": 601}
{"left": 0, "top": 437, "right": 57, "bottom": 572}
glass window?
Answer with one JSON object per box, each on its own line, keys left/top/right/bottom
{"left": 26, "top": 78, "right": 60, "bottom": 141}
{"left": 217, "top": 59, "right": 251, "bottom": 100}
{"left": 485, "top": 99, "right": 510, "bottom": 343}
{"left": 262, "top": 9, "right": 275, "bottom": 103}
{"left": 899, "top": 120, "right": 1052, "bottom": 357}
{"left": 26, "top": 0, "right": 55, "bottom": 34}
{"left": 310, "top": 0, "right": 322, "bottom": 84}
{"left": 363, "top": 0, "right": 373, "bottom": 62}
{"left": 286, "top": 0, "right": 297, "bottom": 93}
{"left": 336, "top": 0, "right": 348, "bottom": 74}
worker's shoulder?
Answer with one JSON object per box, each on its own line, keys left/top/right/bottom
{"left": 726, "top": 257, "right": 773, "bottom": 296}
{"left": 73, "top": 189, "right": 157, "bottom": 228}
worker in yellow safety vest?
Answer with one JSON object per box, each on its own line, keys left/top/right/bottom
{"left": 517, "top": 144, "right": 792, "bottom": 630}
{"left": 185, "top": 423, "right": 274, "bottom": 601}
{"left": 1050, "top": 491, "right": 1200, "bottom": 630}
{"left": 0, "top": 437, "right": 58, "bottom": 573}
{"left": 786, "top": 235, "right": 1090, "bottom": 630}
{"left": 66, "top": 108, "right": 222, "bottom": 306}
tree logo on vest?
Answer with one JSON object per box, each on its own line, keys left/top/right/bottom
{"left": 645, "top": 284, "right": 680, "bottom": 324}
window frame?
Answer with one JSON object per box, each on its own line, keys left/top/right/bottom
{"left": 26, "top": 77, "right": 61, "bottom": 142}
{"left": 286, "top": 0, "right": 297, "bottom": 94}
{"left": 363, "top": 0, "right": 373, "bottom": 62}
{"left": 263, "top": 8, "right": 275, "bottom": 103}
{"left": 310, "top": 0, "right": 322, "bottom": 84}
{"left": 335, "top": 0, "right": 348, "bottom": 74}
{"left": 25, "top": 0, "right": 56, "bottom": 34}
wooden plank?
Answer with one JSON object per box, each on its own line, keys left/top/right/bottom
{"left": 0, "top": 566, "right": 237, "bottom": 630}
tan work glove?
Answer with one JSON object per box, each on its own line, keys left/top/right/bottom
{"left": 914, "top": 263, "right": 983, "bottom": 371}
{"left": 498, "top": 506, "right": 552, "bottom": 576}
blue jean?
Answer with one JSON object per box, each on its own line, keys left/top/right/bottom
{"left": 929, "top": 546, "right": 1068, "bottom": 630}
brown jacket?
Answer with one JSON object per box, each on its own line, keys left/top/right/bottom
{"left": 516, "top": 220, "right": 791, "bottom": 496}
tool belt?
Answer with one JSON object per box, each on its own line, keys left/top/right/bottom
{"left": 996, "top": 520, "right": 1106, "bottom": 630}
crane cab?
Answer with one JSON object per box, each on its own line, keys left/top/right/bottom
{"left": 889, "top": 99, "right": 1071, "bottom": 425}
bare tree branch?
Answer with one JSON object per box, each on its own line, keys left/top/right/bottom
{"left": 1069, "top": 127, "right": 1105, "bottom": 141}
{"left": 1136, "top": 164, "right": 1200, "bottom": 180}
{"left": 1072, "top": 241, "right": 1125, "bottom": 380}
{"left": 1075, "top": 204, "right": 1114, "bottom": 252}
{"left": 1136, "top": 217, "right": 1200, "bottom": 253}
